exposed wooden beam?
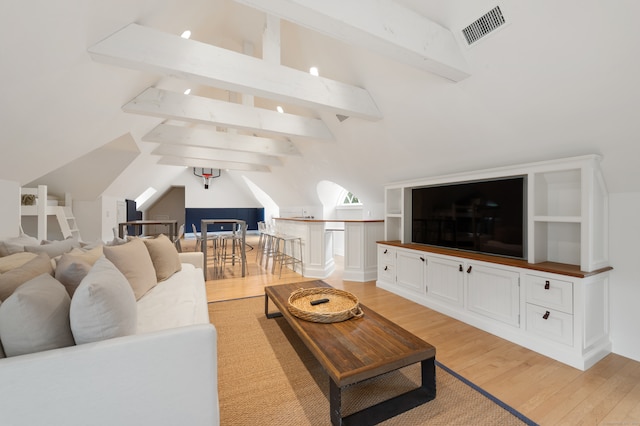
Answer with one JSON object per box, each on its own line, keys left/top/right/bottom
{"left": 152, "top": 144, "right": 282, "bottom": 167}
{"left": 123, "top": 87, "right": 334, "bottom": 141}
{"left": 158, "top": 156, "right": 270, "bottom": 172}
{"left": 234, "top": 0, "right": 470, "bottom": 82}
{"left": 89, "top": 23, "right": 382, "bottom": 120}
{"left": 143, "top": 124, "right": 301, "bottom": 157}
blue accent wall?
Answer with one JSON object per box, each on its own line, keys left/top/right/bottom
{"left": 186, "top": 208, "right": 265, "bottom": 232}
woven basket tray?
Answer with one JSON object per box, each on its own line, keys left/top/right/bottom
{"left": 287, "top": 287, "right": 364, "bottom": 323}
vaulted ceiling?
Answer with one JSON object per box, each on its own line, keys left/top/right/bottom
{"left": 1, "top": 0, "right": 639, "bottom": 210}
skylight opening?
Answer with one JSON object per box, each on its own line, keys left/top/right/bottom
{"left": 181, "top": 30, "right": 191, "bottom": 39}
{"left": 135, "top": 187, "right": 157, "bottom": 208}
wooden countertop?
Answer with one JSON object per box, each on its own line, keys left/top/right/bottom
{"left": 378, "top": 240, "right": 612, "bottom": 279}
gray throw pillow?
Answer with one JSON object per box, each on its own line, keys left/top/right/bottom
{"left": 0, "top": 274, "right": 75, "bottom": 356}
{"left": 70, "top": 257, "right": 137, "bottom": 345}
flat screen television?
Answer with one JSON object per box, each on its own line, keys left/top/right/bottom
{"left": 411, "top": 176, "right": 526, "bottom": 259}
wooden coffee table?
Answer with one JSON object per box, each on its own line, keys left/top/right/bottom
{"left": 265, "top": 280, "right": 436, "bottom": 426}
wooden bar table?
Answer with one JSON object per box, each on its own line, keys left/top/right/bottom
{"left": 118, "top": 219, "right": 178, "bottom": 241}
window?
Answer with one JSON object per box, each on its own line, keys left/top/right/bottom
{"left": 342, "top": 192, "right": 360, "bottom": 204}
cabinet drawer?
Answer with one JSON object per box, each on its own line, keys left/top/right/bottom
{"left": 378, "top": 245, "right": 395, "bottom": 262}
{"left": 526, "top": 275, "right": 573, "bottom": 314}
{"left": 378, "top": 263, "right": 395, "bottom": 283}
{"left": 526, "top": 304, "right": 573, "bottom": 346}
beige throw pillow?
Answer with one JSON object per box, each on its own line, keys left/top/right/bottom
{"left": 0, "top": 274, "right": 75, "bottom": 356}
{"left": 70, "top": 257, "right": 137, "bottom": 344}
{"left": 0, "top": 252, "right": 38, "bottom": 273}
{"left": 143, "top": 234, "right": 182, "bottom": 282}
{"left": 103, "top": 238, "right": 157, "bottom": 300}
{"left": 0, "top": 252, "right": 53, "bottom": 301}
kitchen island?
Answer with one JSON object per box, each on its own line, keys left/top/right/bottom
{"left": 273, "top": 218, "right": 384, "bottom": 281}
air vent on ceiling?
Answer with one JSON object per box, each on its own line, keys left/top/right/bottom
{"left": 462, "top": 6, "right": 506, "bottom": 45}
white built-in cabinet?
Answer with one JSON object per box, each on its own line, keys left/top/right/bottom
{"left": 384, "top": 155, "right": 608, "bottom": 273}
{"left": 378, "top": 155, "right": 611, "bottom": 370}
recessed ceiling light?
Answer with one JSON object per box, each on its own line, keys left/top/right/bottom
{"left": 309, "top": 66, "right": 319, "bottom": 76}
{"left": 184, "top": 88, "right": 191, "bottom": 95}
{"left": 181, "top": 30, "right": 191, "bottom": 39}
{"left": 276, "top": 106, "right": 284, "bottom": 113}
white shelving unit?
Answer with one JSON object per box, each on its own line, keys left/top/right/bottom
{"left": 383, "top": 155, "right": 608, "bottom": 273}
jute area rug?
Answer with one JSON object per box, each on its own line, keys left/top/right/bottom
{"left": 210, "top": 296, "right": 534, "bottom": 426}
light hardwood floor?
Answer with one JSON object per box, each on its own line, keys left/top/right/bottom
{"left": 188, "top": 235, "right": 640, "bottom": 425}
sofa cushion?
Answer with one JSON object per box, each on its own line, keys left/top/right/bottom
{"left": 70, "top": 257, "right": 137, "bottom": 345}
{"left": 0, "top": 252, "right": 38, "bottom": 273}
{"left": 55, "top": 246, "right": 104, "bottom": 297}
{"left": 143, "top": 234, "right": 182, "bottom": 282}
{"left": 103, "top": 238, "right": 157, "bottom": 300}
{"left": 0, "top": 252, "right": 53, "bottom": 302}
{"left": 136, "top": 263, "right": 208, "bottom": 334}
{"left": 24, "top": 238, "right": 81, "bottom": 258}
{"left": 0, "top": 274, "right": 75, "bottom": 356}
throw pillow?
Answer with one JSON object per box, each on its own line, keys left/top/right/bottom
{"left": 143, "top": 234, "right": 182, "bottom": 282}
{"left": 0, "top": 252, "right": 38, "bottom": 273}
{"left": 0, "top": 233, "right": 40, "bottom": 257}
{"left": 0, "top": 252, "right": 53, "bottom": 302}
{"left": 70, "top": 257, "right": 137, "bottom": 344}
{"left": 0, "top": 274, "right": 75, "bottom": 357}
{"left": 54, "top": 246, "right": 104, "bottom": 297}
{"left": 24, "top": 238, "right": 80, "bottom": 258}
{"left": 103, "top": 238, "right": 157, "bottom": 300}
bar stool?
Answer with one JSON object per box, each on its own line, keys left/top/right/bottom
{"left": 219, "top": 222, "right": 247, "bottom": 275}
{"left": 256, "top": 221, "right": 267, "bottom": 262}
{"left": 276, "top": 235, "right": 303, "bottom": 278}
{"left": 260, "top": 230, "right": 280, "bottom": 271}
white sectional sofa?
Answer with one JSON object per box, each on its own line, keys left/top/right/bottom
{"left": 0, "top": 235, "right": 219, "bottom": 426}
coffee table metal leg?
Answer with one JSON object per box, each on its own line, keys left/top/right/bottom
{"left": 329, "top": 379, "right": 342, "bottom": 426}
{"left": 336, "top": 357, "right": 436, "bottom": 425}
{"left": 264, "top": 295, "right": 282, "bottom": 319}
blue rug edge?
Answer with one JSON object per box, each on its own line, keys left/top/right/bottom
{"left": 435, "top": 360, "right": 539, "bottom": 426}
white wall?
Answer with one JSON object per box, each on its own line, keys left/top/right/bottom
{"left": 0, "top": 179, "right": 20, "bottom": 239}
{"left": 74, "top": 199, "right": 105, "bottom": 243}
{"left": 178, "top": 171, "right": 261, "bottom": 209}
{"left": 608, "top": 191, "right": 640, "bottom": 362}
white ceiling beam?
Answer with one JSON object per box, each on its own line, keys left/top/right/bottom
{"left": 123, "top": 87, "right": 334, "bottom": 141}
{"left": 152, "top": 144, "right": 282, "bottom": 167}
{"left": 263, "top": 15, "right": 281, "bottom": 64}
{"left": 158, "top": 156, "right": 270, "bottom": 172}
{"left": 89, "top": 23, "right": 382, "bottom": 120}
{"left": 234, "top": 0, "right": 470, "bottom": 82}
{"left": 143, "top": 124, "right": 301, "bottom": 157}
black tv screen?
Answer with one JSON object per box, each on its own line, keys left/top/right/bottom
{"left": 412, "top": 176, "right": 526, "bottom": 259}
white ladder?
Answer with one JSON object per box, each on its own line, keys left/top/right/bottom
{"left": 55, "top": 206, "right": 80, "bottom": 240}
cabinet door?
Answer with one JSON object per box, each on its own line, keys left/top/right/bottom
{"left": 467, "top": 263, "right": 520, "bottom": 327}
{"left": 426, "top": 256, "right": 464, "bottom": 306}
{"left": 396, "top": 249, "right": 426, "bottom": 295}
